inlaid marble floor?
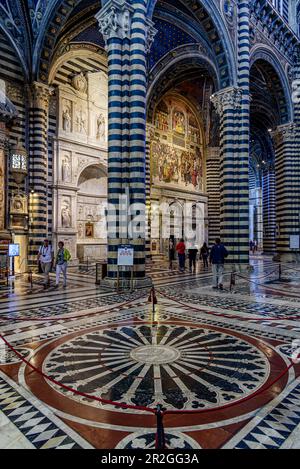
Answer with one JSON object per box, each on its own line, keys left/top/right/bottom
{"left": 0, "top": 257, "right": 300, "bottom": 449}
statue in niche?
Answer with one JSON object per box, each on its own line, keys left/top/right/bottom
{"left": 78, "top": 223, "right": 84, "bottom": 239}
{"left": 96, "top": 114, "right": 106, "bottom": 140}
{"left": 76, "top": 108, "right": 86, "bottom": 133}
{"left": 62, "top": 156, "right": 71, "bottom": 182}
{"left": 62, "top": 106, "right": 71, "bottom": 132}
{"left": 61, "top": 202, "right": 71, "bottom": 228}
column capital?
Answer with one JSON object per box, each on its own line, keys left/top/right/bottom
{"left": 145, "top": 19, "right": 158, "bottom": 53}
{"left": 210, "top": 87, "right": 243, "bottom": 116}
{"left": 96, "top": 0, "right": 133, "bottom": 44}
{"left": 271, "top": 122, "right": 299, "bottom": 143}
{"left": 29, "top": 82, "right": 54, "bottom": 110}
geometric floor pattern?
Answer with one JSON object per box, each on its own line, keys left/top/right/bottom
{"left": 0, "top": 257, "right": 300, "bottom": 449}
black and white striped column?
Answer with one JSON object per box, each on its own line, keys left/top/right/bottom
{"left": 211, "top": 1, "right": 250, "bottom": 267}
{"left": 206, "top": 147, "right": 221, "bottom": 246}
{"left": 262, "top": 163, "right": 277, "bottom": 254}
{"left": 96, "top": 0, "right": 156, "bottom": 285}
{"left": 272, "top": 123, "right": 300, "bottom": 261}
{"left": 28, "top": 82, "right": 52, "bottom": 264}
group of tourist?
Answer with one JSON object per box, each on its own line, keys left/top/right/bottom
{"left": 170, "top": 238, "right": 228, "bottom": 290}
{"left": 37, "top": 239, "right": 71, "bottom": 290}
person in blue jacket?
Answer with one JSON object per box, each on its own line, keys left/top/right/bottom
{"left": 209, "top": 238, "right": 228, "bottom": 290}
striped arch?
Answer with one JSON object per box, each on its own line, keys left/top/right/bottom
{"left": 250, "top": 47, "right": 293, "bottom": 125}
{"left": 49, "top": 46, "right": 107, "bottom": 85}
{"left": 34, "top": 0, "right": 102, "bottom": 81}
{"left": 147, "top": 0, "right": 236, "bottom": 88}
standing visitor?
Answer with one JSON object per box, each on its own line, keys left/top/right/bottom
{"left": 169, "top": 238, "right": 175, "bottom": 270}
{"left": 37, "top": 239, "right": 54, "bottom": 289}
{"left": 249, "top": 240, "right": 254, "bottom": 254}
{"left": 188, "top": 245, "right": 198, "bottom": 273}
{"left": 54, "top": 241, "right": 71, "bottom": 289}
{"left": 176, "top": 238, "right": 186, "bottom": 273}
{"left": 209, "top": 238, "right": 228, "bottom": 290}
{"left": 200, "top": 242, "right": 209, "bottom": 269}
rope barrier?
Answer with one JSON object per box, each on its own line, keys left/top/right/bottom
{"left": 0, "top": 293, "right": 147, "bottom": 323}
{"left": 0, "top": 284, "right": 298, "bottom": 446}
{"left": 157, "top": 288, "right": 300, "bottom": 322}
{"left": 0, "top": 332, "right": 294, "bottom": 418}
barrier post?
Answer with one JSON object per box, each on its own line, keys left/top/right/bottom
{"left": 155, "top": 404, "right": 166, "bottom": 450}
{"left": 279, "top": 263, "right": 282, "bottom": 281}
{"left": 230, "top": 272, "right": 236, "bottom": 291}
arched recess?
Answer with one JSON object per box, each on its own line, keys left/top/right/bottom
{"left": 76, "top": 163, "right": 108, "bottom": 262}
{"left": 249, "top": 50, "right": 291, "bottom": 254}
{"left": 148, "top": 0, "right": 236, "bottom": 88}
{"left": 34, "top": 0, "right": 103, "bottom": 82}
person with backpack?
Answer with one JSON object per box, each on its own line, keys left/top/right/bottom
{"left": 209, "top": 238, "right": 228, "bottom": 290}
{"left": 54, "top": 241, "right": 71, "bottom": 289}
{"left": 37, "top": 239, "right": 54, "bottom": 289}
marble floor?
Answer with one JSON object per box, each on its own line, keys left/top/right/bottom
{"left": 0, "top": 256, "right": 300, "bottom": 449}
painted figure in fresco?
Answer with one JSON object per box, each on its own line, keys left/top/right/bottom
{"left": 173, "top": 111, "right": 185, "bottom": 134}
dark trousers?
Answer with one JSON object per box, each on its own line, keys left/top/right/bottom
{"left": 202, "top": 255, "right": 208, "bottom": 268}
{"left": 189, "top": 256, "right": 196, "bottom": 271}
{"left": 178, "top": 254, "right": 185, "bottom": 271}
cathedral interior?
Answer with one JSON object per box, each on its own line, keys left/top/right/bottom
{"left": 1, "top": 0, "right": 300, "bottom": 451}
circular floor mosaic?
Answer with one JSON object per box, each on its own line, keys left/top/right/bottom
{"left": 43, "top": 324, "right": 270, "bottom": 411}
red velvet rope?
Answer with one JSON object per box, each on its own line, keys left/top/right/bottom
{"left": 158, "top": 289, "right": 300, "bottom": 322}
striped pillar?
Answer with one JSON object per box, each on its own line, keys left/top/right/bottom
{"left": 28, "top": 82, "right": 52, "bottom": 264}
{"left": 206, "top": 147, "right": 221, "bottom": 246}
{"left": 262, "top": 163, "right": 277, "bottom": 254}
{"left": 0, "top": 123, "right": 8, "bottom": 236}
{"left": 211, "top": 87, "right": 248, "bottom": 266}
{"left": 145, "top": 123, "right": 155, "bottom": 261}
{"left": 210, "top": 1, "right": 250, "bottom": 267}
{"left": 272, "top": 123, "right": 300, "bottom": 261}
{"left": 96, "top": 0, "right": 156, "bottom": 285}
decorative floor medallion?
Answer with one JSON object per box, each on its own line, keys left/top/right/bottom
{"left": 43, "top": 324, "right": 270, "bottom": 411}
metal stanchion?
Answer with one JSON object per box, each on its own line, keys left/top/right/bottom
{"left": 279, "top": 263, "right": 282, "bottom": 281}
{"left": 230, "top": 272, "right": 236, "bottom": 292}
{"left": 155, "top": 404, "right": 166, "bottom": 450}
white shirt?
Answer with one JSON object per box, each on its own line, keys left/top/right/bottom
{"left": 39, "top": 245, "right": 53, "bottom": 263}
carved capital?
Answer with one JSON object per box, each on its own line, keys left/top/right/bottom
{"left": 30, "top": 82, "right": 54, "bottom": 111}
{"left": 96, "top": 0, "right": 133, "bottom": 44}
{"left": 210, "top": 87, "right": 243, "bottom": 117}
{"left": 145, "top": 20, "right": 158, "bottom": 53}
{"left": 271, "top": 123, "right": 299, "bottom": 145}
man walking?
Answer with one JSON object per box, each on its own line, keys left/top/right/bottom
{"left": 210, "top": 238, "right": 228, "bottom": 290}
{"left": 54, "top": 241, "right": 71, "bottom": 289}
{"left": 37, "top": 239, "right": 54, "bottom": 289}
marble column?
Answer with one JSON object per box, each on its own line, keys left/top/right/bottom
{"left": 272, "top": 123, "right": 300, "bottom": 261}
{"left": 96, "top": 0, "right": 156, "bottom": 286}
{"left": 206, "top": 147, "right": 221, "bottom": 246}
{"left": 211, "top": 87, "right": 250, "bottom": 267}
{"left": 262, "top": 163, "right": 277, "bottom": 254}
{"left": 0, "top": 122, "right": 8, "bottom": 238}
{"left": 28, "top": 82, "right": 53, "bottom": 263}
